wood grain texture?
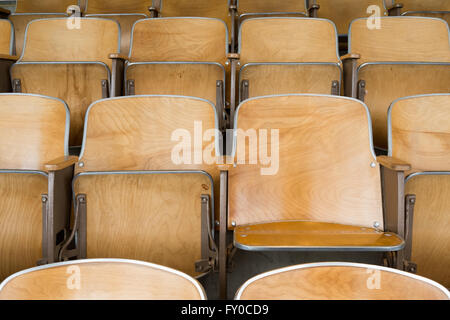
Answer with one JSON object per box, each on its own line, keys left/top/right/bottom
{"left": 0, "top": 20, "right": 12, "bottom": 55}
{"left": 9, "top": 14, "right": 68, "bottom": 56}
{"left": 86, "top": 14, "right": 146, "bottom": 54}
{"left": 0, "top": 260, "right": 205, "bottom": 300}
{"left": 405, "top": 174, "right": 450, "bottom": 288}
{"left": 315, "top": 0, "right": 387, "bottom": 35}
{"left": 77, "top": 96, "right": 220, "bottom": 215}
{"left": 235, "top": 221, "right": 403, "bottom": 249}
{"left": 229, "top": 95, "right": 383, "bottom": 229}
{"left": 15, "top": 0, "right": 78, "bottom": 13}
{"left": 400, "top": 0, "right": 450, "bottom": 11}
{"left": 359, "top": 64, "right": 450, "bottom": 149}
{"left": 390, "top": 95, "right": 450, "bottom": 173}
{"left": 126, "top": 63, "right": 224, "bottom": 103}
{"left": 159, "top": 0, "right": 231, "bottom": 33}
{"left": 237, "top": 264, "right": 449, "bottom": 300}
{"left": 404, "top": 11, "right": 450, "bottom": 26}
{"left": 74, "top": 173, "right": 212, "bottom": 277}
{"left": 376, "top": 156, "right": 411, "bottom": 171}
{"left": 0, "top": 173, "right": 47, "bottom": 282}
{"left": 11, "top": 63, "right": 109, "bottom": 147}
{"left": 130, "top": 18, "right": 227, "bottom": 64}
{"left": 20, "top": 18, "right": 120, "bottom": 69}
{"left": 240, "top": 64, "right": 341, "bottom": 98}
{"left": 238, "top": 0, "right": 306, "bottom": 14}
{"left": 85, "top": 0, "right": 153, "bottom": 14}
{"left": 0, "top": 94, "right": 67, "bottom": 170}
{"left": 239, "top": 18, "right": 339, "bottom": 64}
{"left": 349, "top": 17, "right": 450, "bottom": 65}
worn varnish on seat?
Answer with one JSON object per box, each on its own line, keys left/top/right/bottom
{"left": 0, "top": 259, "right": 206, "bottom": 300}
{"left": 10, "top": 18, "right": 120, "bottom": 147}
{"left": 0, "top": 94, "right": 71, "bottom": 282}
{"left": 388, "top": 94, "right": 450, "bottom": 288}
{"left": 346, "top": 17, "right": 450, "bottom": 150}
{"left": 61, "top": 96, "right": 221, "bottom": 278}
{"left": 235, "top": 262, "right": 450, "bottom": 300}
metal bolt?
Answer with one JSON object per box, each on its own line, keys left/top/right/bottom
{"left": 231, "top": 221, "right": 236, "bottom": 227}
{"left": 78, "top": 162, "right": 84, "bottom": 167}
{"left": 241, "top": 234, "right": 247, "bottom": 238}
{"left": 237, "top": 62, "right": 241, "bottom": 66}
{"left": 370, "top": 162, "right": 376, "bottom": 168}
{"left": 215, "top": 220, "right": 220, "bottom": 226}
{"left": 79, "top": 197, "right": 85, "bottom": 203}
{"left": 225, "top": 61, "right": 230, "bottom": 66}
{"left": 202, "top": 197, "right": 207, "bottom": 203}
{"left": 409, "top": 198, "right": 415, "bottom": 204}
{"left": 41, "top": 196, "right": 47, "bottom": 203}
{"left": 373, "top": 221, "right": 380, "bottom": 228}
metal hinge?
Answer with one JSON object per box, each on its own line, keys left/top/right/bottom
{"left": 195, "top": 259, "right": 213, "bottom": 273}
{"left": 126, "top": 79, "right": 135, "bottom": 95}
{"left": 331, "top": 80, "right": 340, "bottom": 95}
{"left": 12, "top": 79, "right": 22, "bottom": 93}
{"left": 357, "top": 80, "right": 366, "bottom": 101}
{"left": 240, "top": 80, "right": 249, "bottom": 102}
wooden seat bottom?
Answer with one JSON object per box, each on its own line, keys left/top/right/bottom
{"left": 234, "top": 221, "right": 404, "bottom": 252}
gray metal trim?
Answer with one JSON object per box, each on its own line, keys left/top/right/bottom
{"left": 0, "top": 258, "right": 207, "bottom": 299}
{"left": 78, "top": 94, "right": 221, "bottom": 159}
{"left": 238, "top": 62, "right": 343, "bottom": 102}
{"left": 405, "top": 171, "right": 450, "bottom": 183}
{"left": 128, "top": 17, "right": 229, "bottom": 58}
{"left": 357, "top": 61, "right": 450, "bottom": 74}
{"left": 124, "top": 61, "right": 226, "bottom": 100}
{"left": 72, "top": 170, "right": 216, "bottom": 241}
{"left": 19, "top": 17, "right": 122, "bottom": 61}
{"left": 348, "top": 16, "right": 450, "bottom": 53}
{"left": 0, "top": 93, "right": 71, "bottom": 156}
{"left": 238, "top": 17, "right": 341, "bottom": 63}
{"left": 231, "top": 94, "right": 377, "bottom": 160}
{"left": 85, "top": 13, "right": 148, "bottom": 17}
{"left": 239, "top": 12, "right": 307, "bottom": 21}
{"left": 0, "top": 170, "right": 48, "bottom": 177}
{"left": 402, "top": 11, "right": 450, "bottom": 16}
{"left": 387, "top": 93, "right": 450, "bottom": 156}
{"left": 234, "top": 261, "right": 450, "bottom": 300}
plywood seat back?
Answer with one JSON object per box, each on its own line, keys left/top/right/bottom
{"left": 129, "top": 18, "right": 228, "bottom": 64}
{"left": 314, "top": 0, "right": 387, "bottom": 35}
{"left": 0, "top": 259, "right": 206, "bottom": 300}
{"left": 237, "top": 0, "right": 307, "bottom": 16}
{"left": 228, "top": 94, "right": 383, "bottom": 229}
{"left": 0, "top": 20, "right": 13, "bottom": 55}
{"left": 349, "top": 17, "right": 450, "bottom": 66}
{"left": 74, "top": 172, "right": 213, "bottom": 277}
{"left": 235, "top": 262, "right": 450, "bottom": 300}
{"left": 19, "top": 18, "right": 120, "bottom": 69}
{"left": 393, "top": 0, "right": 450, "bottom": 13}
{"left": 85, "top": 0, "right": 153, "bottom": 14}
{"left": 389, "top": 94, "right": 450, "bottom": 173}
{"left": 14, "top": 0, "right": 79, "bottom": 13}
{"left": 239, "top": 18, "right": 340, "bottom": 65}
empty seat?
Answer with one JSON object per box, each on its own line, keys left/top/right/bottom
{"left": 10, "top": 18, "right": 120, "bottom": 148}
{"left": 84, "top": 0, "right": 156, "bottom": 54}
{"left": 387, "top": 0, "right": 450, "bottom": 25}
{"left": 0, "top": 19, "right": 16, "bottom": 92}
{"left": 233, "top": 18, "right": 341, "bottom": 120}
{"left": 218, "top": 95, "right": 407, "bottom": 296}
{"left": 60, "top": 95, "right": 221, "bottom": 278}
{"left": 9, "top": 0, "right": 81, "bottom": 55}
{"left": 0, "top": 93, "right": 76, "bottom": 282}
{"left": 235, "top": 262, "right": 450, "bottom": 300}
{"left": 0, "top": 259, "right": 206, "bottom": 300}
{"left": 125, "top": 18, "right": 228, "bottom": 129}
{"left": 387, "top": 94, "right": 450, "bottom": 288}
{"left": 344, "top": 17, "right": 450, "bottom": 150}
{"left": 313, "top": 0, "right": 388, "bottom": 36}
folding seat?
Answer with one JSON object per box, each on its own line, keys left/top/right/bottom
{"left": 0, "top": 259, "right": 206, "bottom": 300}
{"left": 0, "top": 19, "right": 16, "bottom": 92}
{"left": 232, "top": 17, "right": 342, "bottom": 122}
{"left": 387, "top": 0, "right": 450, "bottom": 25}
{"left": 123, "top": 18, "right": 228, "bottom": 129}
{"left": 59, "top": 95, "right": 221, "bottom": 279}
{"left": 235, "top": 262, "right": 450, "bottom": 300}
{"left": 218, "top": 94, "right": 407, "bottom": 298}
{"left": 0, "top": 93, "right": 77, "bottom": 282}
{"left": 84, "top": 0, "right": 156, "bottom": 54}
{"left": 311, "top": 0, "right": 388, "bottom": 37}
{"left": 344, "top": 17, "right": 450, "bottom": 150}
{"left": 384, "top": 94, "right": 450, "bottom": 288}
{"left": 8, "top": 0, "right": 81, "bottom": 56}
{"left": 10, "top": 18, "right": 121, "bottom": 149}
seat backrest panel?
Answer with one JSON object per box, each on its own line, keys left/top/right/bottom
{"left": 130, "top": 18, "right": 227, "bottom": 63}
{"left": 349, "top": 17, "right": 450, "bottom": 66}
{"left": 239, "top": 18, "right": 339, "bottom": 64}
{"left": 389, "top": 94, "right": 450, "bottom": 173}
{"left": 0, "top": 94, "right": 68, "bottom": 170}
{"left": 85, "top": 0, "right": 153, "bottom": 14}
{"left": 0, "top": 259, "right": 206, "bottom": 300}
{"left": 236, "top": 263, "right": 450, "bottom": 300}
{"left": 237, "top": 0, "right": 307, "bottom": 14}
{"left": 0, "top": 20, "right": 13, "bottom": 55}
{"left": 159, "top": 0, "right": 230, "bottom": 22}
{"left": 229, "top": 95, "right": 383, "bottom": 229}
{"left": 20, "top": 18, "right": 120, "bottom": 69}
{"left": 15, "top": 0, "right": 79, "bottom": 13}
{"left": 399, "top": 0, "right": 450, "bottom": 12}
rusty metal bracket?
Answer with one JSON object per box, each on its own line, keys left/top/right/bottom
{"left": 12, "top": 79, "right": 22, "bottom": 93}
{"left": 331, "top": 80, "right": 340, "bottom": 95}
{"left": 357, "top": 80, "right": 366, "bottom": 101}
{"left": 240, "top": 79, "right": 249, "bottom": 103}
{"left": 126, "top": 79, "right": 135, "bottom": 96}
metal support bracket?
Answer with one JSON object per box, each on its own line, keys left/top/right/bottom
{"left": 240, "top": 80, "right": 249, "bottom": 103}
{"left": 331, "top": 80, "right": 340, "bottom": 95}
{"left": 126, "top": 79, "right": 135, "bottom": 96}
{"left": 216, "top": 80, "right": 225, "bottom": 131}
{"left": 12, "top": 79, "right": 22, "bottom": 93}
{"left": 101, "top": 79, "right": 109, "bottom": 98}
{"left": 357, "top": 80, "right": 366, "bottom": 101}
{"left": 197, "top": 194, "right": 218, "bottom": 274}
{"left": 403, "top": 194, "right": 417, "bottom": 273}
